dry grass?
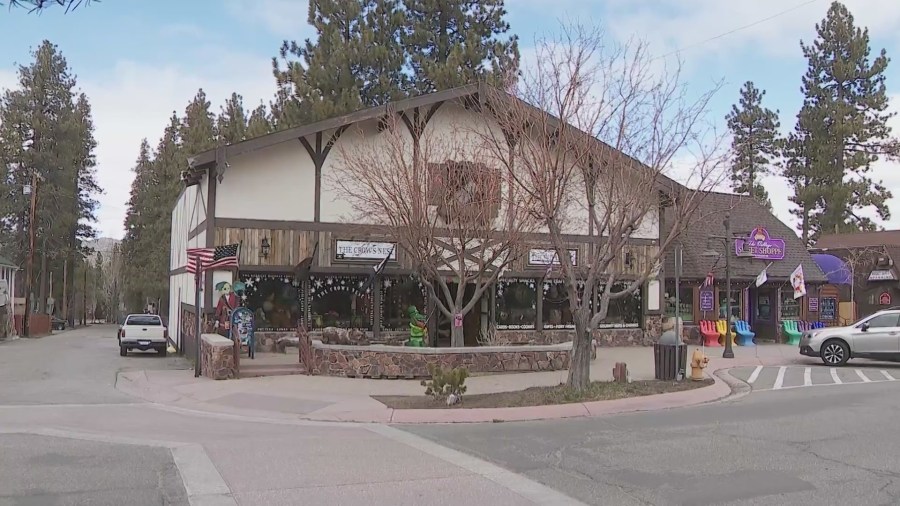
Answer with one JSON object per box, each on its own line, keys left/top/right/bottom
{"left": 373, "top": 378, "right": 714, "bottom": 410}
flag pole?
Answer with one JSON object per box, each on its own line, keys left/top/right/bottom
{"left": 194, "top": 257, "right": 203, "bottom": 378}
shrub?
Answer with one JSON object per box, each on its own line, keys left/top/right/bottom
{"left": 421, "top": 364, "right": 469, "bottom": 402}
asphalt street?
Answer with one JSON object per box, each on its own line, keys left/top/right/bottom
{"left": 404, "top": 368, "right": 900, "bottom": 505}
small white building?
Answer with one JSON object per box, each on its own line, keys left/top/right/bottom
{"left": 0, "top": 255, "right": 18, "bottom": 339}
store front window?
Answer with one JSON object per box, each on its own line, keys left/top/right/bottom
{"left": 496, "top": 278, "right": 537, "bottom": 329}
{"left": 598, "top": 282, "right": 642, "bottom": 328}
{"left": 780, "top": 290, "right": 800, "bottom": 320}
{"left": 381, "top": 276, "right": 427, "bottom": 331}
{"left": 309, "top": 275, "right": 373, "bottom": 329}
{"left": 542, "top": 280, "right": 576, "bottom": 329}
{"left": 239, "top": 273, "right": 303, "bottom": 331}
{"left": 664, "top": 281, "right": 694, "bottom": 322}
{"left": 718, "top": 290, "right": 742, "bottom": 320}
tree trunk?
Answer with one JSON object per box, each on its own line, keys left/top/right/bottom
{"left": 38, "top": 248, "right": 47, "bottom": 314}
{"left": 450, "top": 324, "right": 464, "bottom": 348}
{"left": 566, "top": 313, "right": 592, "bottom": 390}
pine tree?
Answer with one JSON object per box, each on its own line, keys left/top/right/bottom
{"left": 246, "top": 102, "right": 273, "bottom": 139}
{"left": 358, "top": 0, "right": 409, "bottom": 105}
{"left": 120, "top": 139, "right": 155, "bottom": 311}
{"left": 725, "top": 81, "right": 781, "bottom": 209}
{"left": 792, "top": 1, "right": 898, "bottom": 240}
{"left": 403, "top": 0, "right": 519, "bottom": 94}
{"left": 217, "top": 92, "right": 248, "bottom": 145}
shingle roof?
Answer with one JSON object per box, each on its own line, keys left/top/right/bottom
{"left": 664, "top": 192, "right": 827, "bottom": 283}
{"left": 0, "top": 255, "right": 17, "bottom": 269}
{"left": 815, "top": 230, "right": 900, "bottom": 249}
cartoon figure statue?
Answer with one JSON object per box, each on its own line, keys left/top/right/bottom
{"left": 214, "top": 281, "right": 239, "bottom": 334}
{"left": 408, "top": 305, "right": 427, "bottom": 347}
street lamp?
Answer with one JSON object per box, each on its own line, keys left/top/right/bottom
{"left": 701, "top": 211, "right": 736, "bottom": 359}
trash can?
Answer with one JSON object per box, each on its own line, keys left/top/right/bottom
{"left": 654, "top": 343, "right": 688, "bottom": 380}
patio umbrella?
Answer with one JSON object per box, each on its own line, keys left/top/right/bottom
{"left": 811, "top": 254, "right": 852, "bottom": 285}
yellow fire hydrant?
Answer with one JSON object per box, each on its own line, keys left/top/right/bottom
{"left": 690, "top": 348, "right": 709, "bottom": 381}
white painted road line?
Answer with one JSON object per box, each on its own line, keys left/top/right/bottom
{"left": 170, "top": 445, "right": 236, "bottom": 506}
{"left": 831, "top": 368, "right": 842, "bottom": 384}
{"left": 882, "top": 370, "right": 896, "bottom": 381}
{"left": 856, "top": 369, "right": 872, "bottom": 383}
{"left": 804, "top": 367, "right": 812, "bottom": 386}
{"left": 773, "top": 366, "right": 787, "bottom": 390}
{"left": 747, "top": 365, "right": 763, "bottom": 384}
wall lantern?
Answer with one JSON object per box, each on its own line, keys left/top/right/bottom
{"left": 260, "top": 237, "right": 271, "bottom": 259}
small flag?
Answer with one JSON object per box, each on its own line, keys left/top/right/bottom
{"left": 791, "top": 264, "right": 807, "bottom": 299}
{"left": 187, "top": 244, "right": 240, "bottom": 273}
{"left": 755, "top": 267, "right": 768, "bottom": 287}
{"left": 359, "top": 246, "right": 394, "bottom": 293}
{"left": 293, "top": 241, "right": 319, "bottom": 279}
{"left": 702, "top": 272, "right": 714, "bottom": 288}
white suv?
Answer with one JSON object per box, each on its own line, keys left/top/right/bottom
{"left": 799, "top": 310, "right": 900, "bottom": 366}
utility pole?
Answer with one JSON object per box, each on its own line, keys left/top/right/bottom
{"left": 82, "top": 259, "right": 87, "bottom": 326}
{"left": 23, "top": 171, "right": 40, "bottom": 338}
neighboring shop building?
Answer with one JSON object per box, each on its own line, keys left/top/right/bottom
{"left": 0, "top": 255, "right": 17, "bottom": 339}
{"left": 168, "top": 84, "right": 667, "bottom": 348}
{"left": 663, "top": 192, "right": 828, "bottom": 341}
{"left": 811, "top": 230, "right": 900, "bottom": 323}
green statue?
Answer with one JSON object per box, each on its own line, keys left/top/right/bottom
{"left": 408, "top": 305, "right": 426, "bottom": 347}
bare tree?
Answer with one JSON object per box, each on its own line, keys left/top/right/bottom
{"left": 3, "top": 0, "right": 92, "bottom": 12}
{"left": 331, "top": 115, "right": 536, "bottom": 347}
{"left": 480, "top": 25, "right": 727, "bottom": 389}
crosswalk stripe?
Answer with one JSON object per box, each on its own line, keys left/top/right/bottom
{"left": 773, "top": 366, "right": 787, "bottom": 390}
{"left": 882, "top": 370, "right": 896, "bottom": 381}
{"left": 804, "top": 367, "right": 812, "bottom": 386}
{"left": 747, "top": 366, "right": 763, "bottom": 384}
{"left": 830, "top": 368, "right": 842, "bottom": 384}
{"left": 856, "top": 369, "right": 872, "bottom": 383}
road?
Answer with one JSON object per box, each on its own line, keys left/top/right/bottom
{"left": 405, "top": 365, "right": 900, "bottom": 505}
{"left": 0, "top": 325, "right": 573, "bottom": 505}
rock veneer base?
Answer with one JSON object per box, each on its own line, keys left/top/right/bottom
{"left": 309, "top": 340, "right": 572, "bottom": 379}
{"left": 201, "top": 333, "right": 236, "bottom": 380}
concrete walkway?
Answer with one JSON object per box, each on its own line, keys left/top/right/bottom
{"left": 117, "top": 342, "right": 813, "bottom": 424}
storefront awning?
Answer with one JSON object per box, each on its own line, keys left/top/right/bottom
{"left": 811, "top": 254, "right": 851, "bottom": 285}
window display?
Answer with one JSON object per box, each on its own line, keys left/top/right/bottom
{"left": 664, "top": 281, "right": 693, "bottom": 322}
{"left": 238, "top": 273, "right": 303, "bottom": 331}
{"left": 309, "top": 275, "right": 373, "bottom": 329}
{"left": 780, "top": 290, "right": 800, "bottom": 320}
{"left": 718, "top": 290, "right": 742, "bottom": 320}
{"left": 542, "top": 280, "right": 576, "bottom": 329}
{"left": 381, "top": 277, "right": 427, "bottom": 331}
{"left": 496, "top": 278, "right": 537, "bottom": 329}
{"left": 599, "top": 282, "right": 643, "bottom": 328}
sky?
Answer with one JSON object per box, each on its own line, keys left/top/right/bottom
{"left": 1, "top": 0, "right": 899, "bottom": 240}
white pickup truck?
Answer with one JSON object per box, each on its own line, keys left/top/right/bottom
{"left": 118, "top": 314, "right": 169, "bottom": 357}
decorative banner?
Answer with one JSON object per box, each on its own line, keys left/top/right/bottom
{"left": 699, "top": 288, "right": 715, "bottom": 312}
{"left": 821, "top": 297, "right": 836, "bottom": 320}
{"left": 735, "top": 227, "right": 786, "bottom": 260}
{"left": 528, "top": 248, "right": 577, "bottom": 266}
{"left": 868, "top": 269, "right": 897, "bottom": 281}
{"left": 453, "top": 313, "right": 463, "bottom": 328}
{"left": 790, "top": 264, "right": 807, "bottom": 299}
{"left": 335, "top": 240, "right": 398, "bottom": 261}
{"left": 808, "top": 297, "right": 819, "bottom": 312}
{"left": 880, "top": 292, "right": 892, "bottom": 306}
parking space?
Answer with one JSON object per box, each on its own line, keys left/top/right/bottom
{"left": 731, "top": 364, "right": 900, "bottom": 391}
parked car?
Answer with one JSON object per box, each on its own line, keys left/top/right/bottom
{"left": 800, "top": 309, "right": 900, "bottom": 365}
{"left": 118, "top": 314, "right": 169, "bottom": 357}
{"left": 51, "top": 316, "right": 66, "bottom": 331}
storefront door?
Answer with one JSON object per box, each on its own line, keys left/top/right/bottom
{"left": 752, "top": 287, "right": 776, "bottom": 340}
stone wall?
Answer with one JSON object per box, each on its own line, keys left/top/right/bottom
{"left": 494, "top": 315, "right": 665, "bottom": 347}
{"left": 309, "top": 340, "right": 572, "bottom": 379}
{"left": 255, "top": 328, "right": 407, "bottom": 352}
{"left": 201, "top": 333, "right": 236, "bottom": 380}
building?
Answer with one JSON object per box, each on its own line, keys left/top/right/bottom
{"left": 811, "top": 230, "right": 900, "bottom": 322}
{"left": 663, "top": 192, "right": 829, "bottom": 341}
{"left": 0, "top": 255, "right": 18, "bottom": 339}
{"left": 168, "top": 84, "right": 671, "bottom": 351}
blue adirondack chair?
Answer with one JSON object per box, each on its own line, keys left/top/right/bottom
{"left": 735, "top": 320, "right": 756, "bottom": 346}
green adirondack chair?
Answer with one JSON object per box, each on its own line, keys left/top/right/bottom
{"left": 782, "top": 320, "right": 802, "bottom": 345}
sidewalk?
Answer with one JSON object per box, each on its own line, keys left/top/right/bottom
{"left": 117, "top": 344, "right": 812, "bottom": 424}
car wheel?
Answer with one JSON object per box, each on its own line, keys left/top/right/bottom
{"left": 120, "top": 346, "right": 127, "bottom": 357}
{"left": 821, "top": 339, "right": 849, "bottom": 366}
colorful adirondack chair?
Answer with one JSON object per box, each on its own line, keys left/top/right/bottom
{"left": 700, "top": 320, "right": 720, "bottom": 346}
{"left": 782, "top": 320, "right": 802, "bottom": 345}
{"left": 735, "top": 320, "right": 756, "bottom": 346}
{"left": 716, "top": 319, "right": 735, "bottom": 346}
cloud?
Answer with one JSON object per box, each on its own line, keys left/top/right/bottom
{"left": 225, "top": 0, "right": 312, "bottom": 38}
{"left": 70, "top": 48, "right": 276, "bottom": 239}
{"left": 601, "top": 0, "right": 900, "bottom": 61}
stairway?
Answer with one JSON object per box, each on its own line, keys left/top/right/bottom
{"left": 239, "top": 362, "right": 307, "bottom": 378}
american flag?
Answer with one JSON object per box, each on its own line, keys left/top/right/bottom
{"left": 187, "top": 244, "right": 240, "bottom": 274}
{"left": 702, "top": 271, "right": 714, "bottom": 288}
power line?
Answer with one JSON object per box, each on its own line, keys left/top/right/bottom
{"left": 652, "top": 0, "right": 824, "bottom": 61}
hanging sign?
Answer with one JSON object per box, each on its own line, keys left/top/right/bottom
{"left": 868, "top": 270, "right": 896, "bottom": 281}
{"left": 734, "top": 227, "right": 786, "bottom": 260}
{"left": 880, "top": 292, "right": 892, "bottom": 306}
{"left": 453, "top": 313, "right": 463, "bottom": 328}
{"left": 335, "top": 240, "right": 397, "bottom": 261}
{"left": 699, "top": 288, "right": 714, "bottom": 312}
{"left": 528, "top": 248, "right": 577, "bottom": 266}
{"left": 808, "top": 297, "right": 819, "bottom": 312}
{"left": 821, "top": 297, "right": 836, "bottom": 320}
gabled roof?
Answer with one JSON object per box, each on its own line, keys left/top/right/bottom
{"left": 815, "top": 230, "right": 900, "bottom": 249}
{"left": 664, "top": 192, "right": 827, "bottom": 282}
